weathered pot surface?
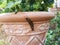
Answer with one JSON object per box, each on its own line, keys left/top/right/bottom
{"left": 0, "top": 12, "right": 54, "bottom": 45}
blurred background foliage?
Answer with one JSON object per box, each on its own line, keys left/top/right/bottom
{"left": 0, "top": 0, "right": 54, "bottom": 13}
{"left": 0, "top": 0, "right": 60, "bottom": 45}
{"left": 45, "top": 12, "right": 60, "bottom": 45}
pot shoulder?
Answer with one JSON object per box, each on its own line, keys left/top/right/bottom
{"left": 0, "top": 12, "right": 55, "bottom": 22}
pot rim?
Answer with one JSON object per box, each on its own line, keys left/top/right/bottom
{"left": 0, "top": 12, "right": 55, "bottom": 22}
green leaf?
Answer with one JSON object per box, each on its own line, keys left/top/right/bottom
{"left": 0, "top": 0, "right": 7, "bottom": 8}
{"left": 6, "top": 1, "right": 14, "bottom": 8}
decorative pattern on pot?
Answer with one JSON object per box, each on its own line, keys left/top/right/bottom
{"left": 0, "top": 12, "right": 54, "bottom": 45}
{"left": 2, "top": 22, "right": 49, "bottom": 45}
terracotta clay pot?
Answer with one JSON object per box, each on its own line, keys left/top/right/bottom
{"left": 49, "top": 7, "right": 60, "bottom": 12}
{"left": 57, "top": 7, "right": 60, "bottom": 11}
{"left": 0, "top": 12, "right": 54, "bottom": 45}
